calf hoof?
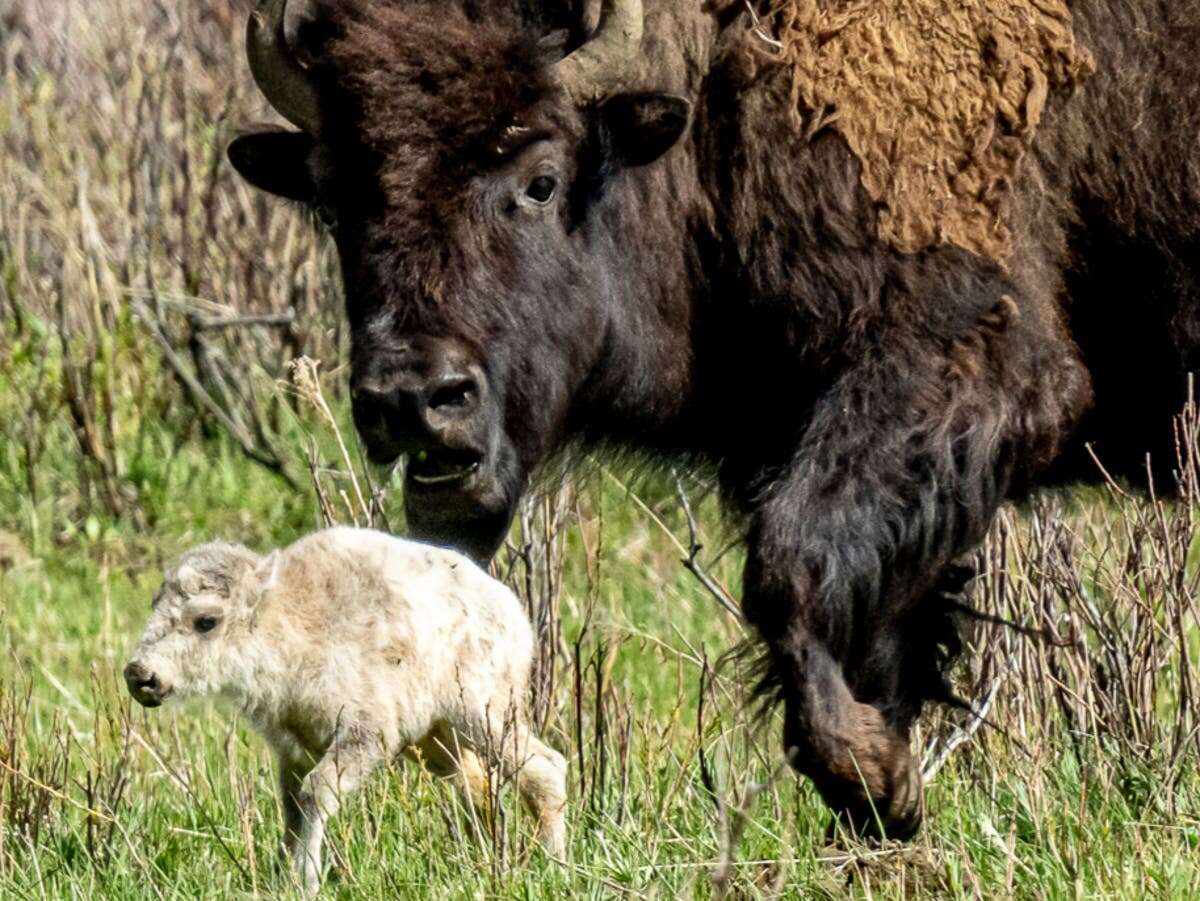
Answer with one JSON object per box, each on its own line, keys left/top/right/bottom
{"left": 539, "top": 822, "right": 568, "bottom": 860}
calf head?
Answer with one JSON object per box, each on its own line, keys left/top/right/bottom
{"left": 124, "top": 543, "right": 269, "bottom": 707}
{"left": 228, "top": 0, "right": 691, "bottom": 561}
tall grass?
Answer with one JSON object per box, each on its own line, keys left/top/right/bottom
{"left": 1, "top": 1, "right": 1199, "bottom": 897}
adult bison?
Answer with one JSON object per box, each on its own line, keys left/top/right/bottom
{"left": 227, "top": 0, "right": 1200, "bottom": 837}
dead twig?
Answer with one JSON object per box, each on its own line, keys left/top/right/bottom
{"left": 289, "top": 357, "right": 373, "bottom": 526}
{"left": 192, "top": 310, "right": 295, "bottom": 331}
{"left": 711, "top": 749, "right": 796, "bottom": 899}
{"left": 920, "top": 661, "right": 1012, "bottom": 783}
{"left": 673, "top": 470, "right": 742, "bottom": 620}
{"left": 135, "top": 297, "right": 299, "bottom": 489}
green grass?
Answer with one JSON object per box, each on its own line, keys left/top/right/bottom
{"left": 1, "top": 330, "right": 1199, "bottom": 899}
{"left": 2, "top": 8, "right": 1198, "bottom": 890}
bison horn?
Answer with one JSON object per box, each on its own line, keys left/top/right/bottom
{"left": 554, "top": 0, "right": 644, "bottom": 104}
{"left": 246, "top": 0, "right": 322, "bottom": 136}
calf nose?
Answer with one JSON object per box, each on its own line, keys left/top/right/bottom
{"left": 123, "top": 660, "right": 148, "bottom": 685}
{"left": 123, "top": 661, "right": 165, "bottom": 707}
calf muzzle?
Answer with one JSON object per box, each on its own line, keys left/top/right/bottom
{"left": 123, "top": 660, "right": 169, "bottom": 708}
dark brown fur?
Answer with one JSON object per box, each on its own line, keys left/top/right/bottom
{"left": 230, "top": 0, "right": 1200, "bottom": 837}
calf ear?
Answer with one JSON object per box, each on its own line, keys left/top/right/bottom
{"left": 175, "top": 564, "right": 202, "bottom": 597}
{"left": 597, "top": 92, "right": 691, "bottom": 168}
{"left": 251, "top": 550, "right": 283, "bottom": 599}
{"left": 227, "top": 129, "right": 317, "bottom": 203}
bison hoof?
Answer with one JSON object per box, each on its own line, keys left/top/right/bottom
{"left": 827, "top": 798, "right": 923, "bottom": 843}
{"left": 798, "top": 717, "right": 925, "bottom": 843}
{"left": 823, "top": 746, "right": 924, "bottom": 842}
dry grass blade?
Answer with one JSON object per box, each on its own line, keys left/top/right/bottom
{"left": 286, "top": 356, "right": 383, "bottom": 529}
{"left": 926, "top": 394, "right": 1200, "bottom": 815}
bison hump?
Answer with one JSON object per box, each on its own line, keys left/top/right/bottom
{"left": 747, "top": 0, "right": 1093, "bottom": 264}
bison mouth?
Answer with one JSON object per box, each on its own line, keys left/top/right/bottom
{"left": 351, "top": 382, "right": 523, "bottom": 562}
{"left": 401, "top": 443, "right": 524, "bottom": 564}
{"left": 406, "top": 447, "right": 482, "bottom": 487}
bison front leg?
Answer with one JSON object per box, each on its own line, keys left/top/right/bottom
{"left": 744, "top": 544, "right": 931, "bottom": 839}
{"left": 739, "top": 298, "right": 1078, "bottom": 838}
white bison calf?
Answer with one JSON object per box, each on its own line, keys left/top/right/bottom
{"left": 124, "top": 527, "right": 567, "bottom": 893}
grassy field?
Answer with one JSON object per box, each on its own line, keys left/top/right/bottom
{"left": 2, "top": 2, "right": 1200, "bottom": 898}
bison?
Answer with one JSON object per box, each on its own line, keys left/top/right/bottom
{"left": 226, "top": 0, "right": 1200, "bottom": 838}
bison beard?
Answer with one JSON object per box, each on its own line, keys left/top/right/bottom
{"left": 228, "top": 0, "right": 1200, "bottom": 839}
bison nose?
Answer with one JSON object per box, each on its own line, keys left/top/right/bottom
{"left": 424, "top": 372, "right": 481, "bottom": 420}
{"left": 353, "top": 370, "right": 480, "bottom": 443}
{"left": 351, "top": 342, "right": 486, "bottom": 463}
{"left": 123, "top": 661, "right": 167, "bottom": 707}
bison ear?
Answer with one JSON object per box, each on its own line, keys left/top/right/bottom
{"left": 227, "top": 129, "right": 317, "bottom": 203}
{"left": 597, "top": 92, "right": 691, "bottom": 168}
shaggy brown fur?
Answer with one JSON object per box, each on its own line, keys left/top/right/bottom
{"left": 741, "top": 0, "right": 1095, "bottom": 262}
{"left": 228, "top": 0, "right": 1200, "bottom": 840}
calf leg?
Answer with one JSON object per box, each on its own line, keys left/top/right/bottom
{"left": 277, "top": 752, "right": 313, "bottom": 867}
{"left": 509, "top": 732, "right": 568, "bottom": 857}
{"left": 288, "top": 738, "right": 385, "bottom": 895}
{"left": 406, "top": 723, "right": 492, "bottom": 837}
{"left": 465, "top": 712, "right": 568, "bottom": 857}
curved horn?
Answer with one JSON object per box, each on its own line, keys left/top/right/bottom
{"left": 246, "top": 0, "right": 322, "bottom": 135}
{"left": 554, "top": 0, "right": 644, "bottom": 105}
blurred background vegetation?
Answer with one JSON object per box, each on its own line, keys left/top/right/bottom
{"left": 1, "top": 1, "right": 1199, "bottom": 897}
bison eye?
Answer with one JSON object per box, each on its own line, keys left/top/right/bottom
{"left": 194, "top": 615, "right": 220, "bottom": 634}
{"left": 525, "top": 175, "right": 557, "bottom": 204}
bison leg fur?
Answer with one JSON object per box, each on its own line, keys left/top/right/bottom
{"left": 739, "top": 335, "right": 1029, "bottom": 838}
{"left": 776, "top": 631, "right": 924, "bottom": 838}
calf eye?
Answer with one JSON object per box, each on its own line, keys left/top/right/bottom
{"left": 194, "top": 615, "right": 220, "bottom": 634}
{"left": 525, "top": 175, "right": 557, "bottom": 204}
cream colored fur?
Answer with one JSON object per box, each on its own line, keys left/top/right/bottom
{"left": 125, "top": 527, "right": 567, "bottom": 895}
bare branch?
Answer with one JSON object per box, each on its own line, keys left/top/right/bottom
{"left": 192, "top": 310, "right": 296, "bottom": 331}
{"left": 711, "top": 749, "right": 796, "bottom": 899}
{"left": 135, "top": 298, "right": 298, "bottom": 489}
{"left": 673, "top": 470, "right": 742, "bottom": 620}
{"left": 920, "top": 662, "right": 1012, "bottom": 783}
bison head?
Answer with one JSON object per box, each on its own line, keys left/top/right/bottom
{"left": 228, "top": 0, "right": 691, "bottom": 561}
